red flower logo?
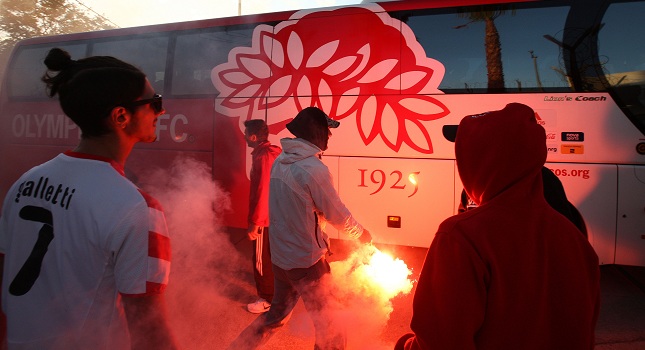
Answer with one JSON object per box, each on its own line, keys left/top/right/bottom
{"left": 212, "top": 4, "right": 449, "bottom": 154}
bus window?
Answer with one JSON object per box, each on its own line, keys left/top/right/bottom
{"left": 599, "top": 1, "right": 645, "bottom": 132}
{"left": 404, "top": 4, "right": 570, "bottom": 93}
{"left": 7, "top": 44, "right": 86, "bottom": 99}
{"left": 172, "top": 26, "right": 255, "bottom": 96}
{"left": 91, "top": 36, "right": 169, "bottom": 94}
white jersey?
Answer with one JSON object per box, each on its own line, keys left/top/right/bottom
{"left": 0, "top": 151, "right": 171, "bottom": 350}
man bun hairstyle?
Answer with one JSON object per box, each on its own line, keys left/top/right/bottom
{"left": 42, "top": 48, "right": 74, "bottom": 79}
{"left": 42, "top": 48, "right": 147, "bottom": 138}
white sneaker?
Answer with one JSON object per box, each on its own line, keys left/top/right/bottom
{"left": 247, "top": 298, "right": 271, "bottom": 314}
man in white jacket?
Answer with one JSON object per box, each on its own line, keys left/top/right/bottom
{"left": 228, "top": 106, "right": 371, "bottom": 350}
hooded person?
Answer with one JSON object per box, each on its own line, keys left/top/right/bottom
{"left": 395, "top": 103, "right": 600, "bottom": 350}
{"left": 442, "top": 123, "right": 588, "bottom": 236}
{"left": 227, "top": 106, "right": 370, "bottom": 350}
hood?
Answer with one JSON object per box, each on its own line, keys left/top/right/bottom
{"left": 278, "top": 137, "right": 322, "bottom": 164}
{"left": 252, "top": 140, "right": 282, "bottom": 157}
{"left": 455, "top": 103, "right": 546, "bottom": 206}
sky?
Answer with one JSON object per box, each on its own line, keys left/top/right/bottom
{"left": 78, "top": 0, "right": 366, "bottom": 28}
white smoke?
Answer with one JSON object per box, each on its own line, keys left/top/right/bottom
{"left": 137, "top": 156, "right": 414, "bottom": 349}
{"left": 139, "top": 156, "right": 254, "bottom": 348}
{"left": 329, "top": 243, "right": 413, "bottom": 349}
{"left": 271, "top": 242, "right": 414, "bottom": 349}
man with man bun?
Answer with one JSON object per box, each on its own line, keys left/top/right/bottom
{"left": 0, "top": 48, "right": 178, "bottom": 349}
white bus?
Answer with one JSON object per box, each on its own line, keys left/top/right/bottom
{"left": 1, "top": 0, "right": 644, "bottom": 265}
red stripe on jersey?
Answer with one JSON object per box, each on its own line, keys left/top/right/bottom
{"left": 120, "top": 282, "right": 167, "bottom": 297}
{"left": 137, "top": 189, "right": 164, "bottom": 211}
{"left": 146, "top": 281, "right": 167, "bottom": 294}
{"left": 149, "top": 231, "right": 171, "bottom": 261}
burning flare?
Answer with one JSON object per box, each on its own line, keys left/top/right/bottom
{"left": 331, "top": 243, "right": 414, "bottom": 305}
{"left": 329, "top": 243, "right": 414, "bottom": 348}
{"left": 363, "top": 248, "right": 413, "bottom": 298}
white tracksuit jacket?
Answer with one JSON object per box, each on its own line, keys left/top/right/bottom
{"left": 268, "top": 137, "right": 365, "bottom": 270}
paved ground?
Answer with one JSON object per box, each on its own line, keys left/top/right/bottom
{"left": 164, "top": 228, "right": 645, "bottom": 349}
{"left": 594, "top": 264, "right": 645, "bottom": 349}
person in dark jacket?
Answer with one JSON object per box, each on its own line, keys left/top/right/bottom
{"left": 396, "top": 103, "right": 600, "bottom": 350}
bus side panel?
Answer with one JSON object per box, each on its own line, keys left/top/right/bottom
{"left": 448, "top": 162, "right": 618, "bottom": 264}
{"left": 321, "top": 156, "right": 340, "bottom": 240}
{"left": 126, "top": 149, "right": 213, "bottom": 190}
{"left": 0, "top": 144, "right": 68, "bottom": 199}
{"left": 134, "top": 98, "right": 215, "bottom": 151}
{"left": 213, "top": 107, "right": 252, "bottom": 229}
{"left": 0, "top": 101, "right": 80, "bottom": 147}
{"left": 551, "top": 163, "right": 618, "bottom": 265}
{"left": 262, "top": 92, "right": 634, "bottom": 254}
{"left": 336, "top": 156, "right": 455, "bottom": 247}
{"left": 0, "top": 100, "right": 77, "bottom": 198}
{"left": 616, "top": 165, "right": 645, "bottom": 266}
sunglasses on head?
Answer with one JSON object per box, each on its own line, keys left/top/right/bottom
{"left": 124, "top": 94, "right": 163, "bottom": 114}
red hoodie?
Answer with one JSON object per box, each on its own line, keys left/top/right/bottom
{"left": 248, "top": 140, "right": 282, "bottom": 227}
{"left": 397, "top": 103, "right": 600, "bottom": 350}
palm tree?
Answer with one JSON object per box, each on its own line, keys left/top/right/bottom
{"left": 456, "top": 7, "right": 515, "bottom": 92}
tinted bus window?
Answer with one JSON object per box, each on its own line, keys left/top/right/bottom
{"left": 92, "top": 36, "right": 169, "bottom": 94}
{"left": 8, "top": 44, "right": 87, "bottom": 99}
{"left": 405, "top": 4, "right": 570, "bottom": 93}
{"left": 173, "top": 26, "right": 255, "bottom": 96}
{"left": 599, "top": 1, "right": 645, "bottom": 131}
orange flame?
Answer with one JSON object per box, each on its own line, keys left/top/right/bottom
{"left": 329, "top": 244, "right": 414, "bottom": 348}
{"left": 364, "top": 248, "right": 414, "bottom": 298}
{"left": 331, "top": 244, "right": 413, "bottom": 300}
